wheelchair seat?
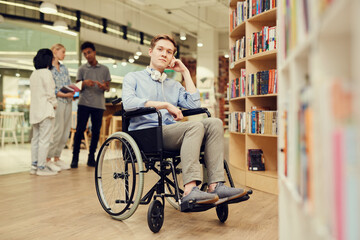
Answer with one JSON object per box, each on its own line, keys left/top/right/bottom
{"left": 94, "top": 99, "right": 252, "bottom": 233}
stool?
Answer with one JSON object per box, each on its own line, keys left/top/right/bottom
{"left": 0, "top": 112, "right": 18, "bottom": 147}
{"left": 109, "top": 116, "right": 122, "bottom": 135}
{"left": 67, "top": 111, "right": 89, "bottom": 150}
{"left": 99, "top": 115, "right": 112, "bottom": 145}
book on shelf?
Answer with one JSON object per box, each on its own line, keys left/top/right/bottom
{"left": 248, "top": 149, "right": 265, "bottom": 171}
{"left": 250, "top": 26, "right": 277, "bottom": 56}
{"left": 248, "top": 106, "right": 277, "bottom": 135}
{"left": 229, "top": 111, "right": 247, "bottom": 133}
{"left": 59, "top": 82, "right": 82, "bottom": 93}
{"left": 248, "top": 69, "right": 277, "bottom": 96}
{"left": 230, "top": 36, "right": 246, "bottom": 64}
{"left": 229, "top": 68, "right": 246, "bottom": 98}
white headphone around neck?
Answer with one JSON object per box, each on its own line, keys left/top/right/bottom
{"left": 146, "top": 66, "right": 167, "bottom": 83}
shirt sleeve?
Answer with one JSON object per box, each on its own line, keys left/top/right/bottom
{"left": 122, "top": 72, "right": 149, "bottom": 111}
{"left": 52, "top": 69, "right": 60, "bottom": 95}
{"left": 45, "top": 70, "right": 57, "bottom": 108}
{"left": 105, "top": 67, "right": 111, "bottom": 82}
{"left": 76, "top": 67, "right": 83, "bottom": 81}
{"left": 177, "top": 83, "right": 201, "bottom": 109}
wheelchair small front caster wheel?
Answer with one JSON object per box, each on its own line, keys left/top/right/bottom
{"left": 147, "top": 200, "right": 164, "bottom": 233}
{"left": 216, "top": 203, "right": 229, "bottom": 223}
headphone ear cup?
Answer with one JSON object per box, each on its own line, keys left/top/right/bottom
{"left": 152, "top": 70, "right": 161, "bottom": 81}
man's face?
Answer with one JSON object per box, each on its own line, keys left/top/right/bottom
{"left": 149, "top": 39, "right": 175, "bottom": 70}
{"left": 82, "top": 47, "right": 96, "bottom": 63}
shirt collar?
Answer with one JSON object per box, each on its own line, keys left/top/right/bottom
{"left": 86, "top": 62, "right": 100, "bottom": 68}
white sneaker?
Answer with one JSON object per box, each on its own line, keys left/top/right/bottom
{"left": 54, "top": 159, "right": 70, "bottom": 170}
{"left": 46, "top": 161, "right": 61, "bottom": 172}
{"left": 30, "top": 165, "right": 37, "bottom": 175}
{"left": 36, "top": 166, "right": 58, "bottom": 176}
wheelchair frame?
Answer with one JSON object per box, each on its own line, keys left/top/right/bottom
{"left": 95, "top": 100, "right": 252, "bottom": 233}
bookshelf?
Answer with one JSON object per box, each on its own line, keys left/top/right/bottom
{"left": 278, "top": 0, "right": 360, "bottom": 239}
{"left": 228, "top": 0, "right": 278, "bottom": 194}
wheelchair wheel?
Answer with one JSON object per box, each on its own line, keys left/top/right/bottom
{"left": 147, "top": 200, "right": 164, "bottom": 233}
{"left": 216, "top": 203, "right": 229, "bottom": 223}
{"left": 95, "top": 132, "right": 144, "bottom": 220}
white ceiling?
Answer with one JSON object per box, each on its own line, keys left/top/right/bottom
{"left": 121, "top": 0, "right": 229, "bottom": 37}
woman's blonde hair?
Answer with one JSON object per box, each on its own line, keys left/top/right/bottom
{"left": 51, "top": 43, "right": 65, "bottom": 52}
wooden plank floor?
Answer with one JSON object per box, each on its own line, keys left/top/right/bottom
{"left": 0, "top": 166, "right": 278, "bottom": 240}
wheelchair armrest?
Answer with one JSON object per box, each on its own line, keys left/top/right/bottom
{"left": 111, "top": 98, "right": 122, "bottom": 105}
{"left": 123, "top": 107, "right": 158, "bottom": 118}
{"left": 182, "top": 108, "right": 211, "bottom": 117}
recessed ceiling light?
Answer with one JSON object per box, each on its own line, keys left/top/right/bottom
{"left": 7, "top": 36, "right": 19, "bottom": 41}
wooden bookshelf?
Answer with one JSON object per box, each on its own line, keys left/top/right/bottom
{"left": 278, "top": 0, "right": 360, "bottom": 239}
{"left": 228, "top": 1, "right": 278, "bottom": 195}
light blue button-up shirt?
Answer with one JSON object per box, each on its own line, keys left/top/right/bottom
{"left": 122, "top": 69, "right": 201, "bottom": 131}
{"left": 51, "top": 63, "right": 72, "bottom": 104}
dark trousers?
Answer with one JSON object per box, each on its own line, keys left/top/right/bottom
{"left": 72, "top": 105, "right": 104, "bottom": 161}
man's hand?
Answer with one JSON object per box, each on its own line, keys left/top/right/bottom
{"left": 145, "top": 101, "right": 184, "bottom": 121}
{"left": 167, "top": 104, "right": 183, "bottom": 121}
{"left": 83, "top": 79, "right": 95, "bottom": 87}
{"left": 95, "top": 81, "right": 110, "bottom": 91}
{"left": 167, "top": 57, "right": 187, "bottom": 74}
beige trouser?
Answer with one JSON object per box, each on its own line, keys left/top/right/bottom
{"left": 162, "top": 118, "right": 225, "bottom": 186}
{"left": 47, "top": 101, "right": 72, "bottom": 158}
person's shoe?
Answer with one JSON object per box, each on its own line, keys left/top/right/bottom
{"left": 71, "top": 156, "right": 79, "bottom": 168}
{"left": 87, "top": 155, "right": 96, "bottom": 167}
{"left": 210, "top": 182, "right": 246, "bottom": 204}
{"left": 87, "top": 159, "right": 96, "bottom": 167}
{"left": 181, "top": 186, "right": 219, "bottom": 205}
{"left": 36, "top": 166, "right": 58, "bottom": 176}
{"left": 30, "top": 165, "right": 37, "bottom": 175}
{"left": 54, "top": 159, "right": 70, "bottom": 170}
{"left": 46, "top": 161, "right": 61, "bottom": 172}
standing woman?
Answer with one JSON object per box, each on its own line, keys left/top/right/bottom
{"left": 46, "top": 43, "right": 74, "bottom": 170}
{"left": 30, "top": 49, "right": 58, "bottom": 176}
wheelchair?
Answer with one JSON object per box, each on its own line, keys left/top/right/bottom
{"left": 95, "top": 99, "right": 252, "bottom": 233}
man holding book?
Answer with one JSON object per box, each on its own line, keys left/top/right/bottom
{"left": 71, "top": 41, "right": 111, "bottom": 168}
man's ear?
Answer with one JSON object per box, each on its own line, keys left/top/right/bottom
{"left": 148, "top": 48, "right": 153, "bottom": 56}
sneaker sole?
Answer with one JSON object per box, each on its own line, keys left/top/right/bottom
{"left": 215, "top": 191, "right": 247, "bottom": 205}
{"left": 196, "top": 195, "right": 219, "bottom": 205}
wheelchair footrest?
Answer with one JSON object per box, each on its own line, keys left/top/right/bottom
{"left": 180, "top": 201, "right": 215, "bottom": 213}
{"left": 225, "top": 189, "right": 253, "bottom": 205}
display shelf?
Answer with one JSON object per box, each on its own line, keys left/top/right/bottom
{"left": 228, "top": 2, "right": 278, "bottom": 193}
{"left": 278, "top": 0, "right": 360, "bottom": 239}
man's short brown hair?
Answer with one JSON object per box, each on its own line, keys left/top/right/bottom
{"left": 150, "top": 34, "right": 177, "bottom": 54}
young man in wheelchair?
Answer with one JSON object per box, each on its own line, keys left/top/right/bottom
{"left": 122, "top": 34, "right": 246, "bottom": 208}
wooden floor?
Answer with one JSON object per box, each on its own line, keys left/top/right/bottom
{"left": 0, "top": 165, "right": 278, "bottom": 240}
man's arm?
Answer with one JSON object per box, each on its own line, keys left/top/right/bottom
{"left": 144, "top": 100, "right": 183, "bottom": 121}
{"left": 168, "top": 58, "right": 197, "bottom": 93}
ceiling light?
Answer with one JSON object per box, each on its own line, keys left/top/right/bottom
{"left": 224, "top": 53, "right": 229, "bottom": 58}
{"left": 197, "top": 41, "right": 203, "bottom": 47}
{"left": 134, "top": 55, "right": 139, "bottom": 60}
{"left": 53, "top": 20, "right": 68, "bottom": 30}
{"left": 0, "top": 14, "right": 4, "bottom": 23}
{"left": 7, "top": 36, "right": 19, "bottom": 41}
{"left": 180, "top": 31, "right": 186, "bottom": 41}
{"left": 112, "top": 62, "right": 117, "bottom": 68}
{"left": 136, "top": 47, "right": 142, "bottom": 56}
{"left": 128, "top": 57, "right": 135, "bottom": 63}
{"left": 121, "top": 59, "right": 127, "bottom": 66}
{"left": 15, "top": 73, "right": 20, "bottom": 77}
{"left": 39, "top": 2, "right": 57, "bottom": 14}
